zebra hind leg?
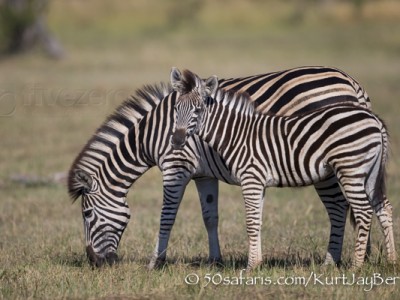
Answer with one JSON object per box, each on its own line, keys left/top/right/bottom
{"left": 364, "top": 138, "right": 396, "bottom": 264}
{"left": 335, "top": 173, "right": 373, "bottom": 269}
{"left": 346, "top": 195, "right": 373, "bottom": 268}
{"left": 314, "top": 174, "right": 348, "bottom": 266}
{"left": 314, "top": 174, "right": 372, "bottom": 266}
{"left": 334, "top": 142, "right": 388, "bottom": 268}
{"left": 372, "top": 196, "right": 396, "bottom": 264}
{"left": 195, "top": 177, "right": 222, "bottom": 265}
{"left": 349, "top": 208, "right": 372, "bottom": 261}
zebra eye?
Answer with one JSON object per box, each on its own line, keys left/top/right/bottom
{"left": 83, "top": 209, "right": 93, "bottom": 218}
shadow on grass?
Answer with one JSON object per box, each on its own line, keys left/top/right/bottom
{"left": 122, "top": 251, "right": 327, "bottom": 271}
{"left": 52, "top": 251, "right": 399, "bottom": 273}
{"left": 51, "top": 251, "right": 324, "bottom": 270}
{"left": 221, "top": 251, "right": 325, "bottom": 270}
{"left": 52, "top": 252, "right": 88, "bottom": 268}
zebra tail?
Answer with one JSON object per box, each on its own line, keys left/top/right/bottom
{"left": 367, "top": 117, "right": 389, "bottom": 209}
{"left": 373, "top": 119, "right": 389, "bottom": 205}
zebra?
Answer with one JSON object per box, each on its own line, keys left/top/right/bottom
{"left": 170, "top": 68, "right": 396, "bottom": 270}
{"left": 68, "top": 66, "right": 372, "bottom": 268}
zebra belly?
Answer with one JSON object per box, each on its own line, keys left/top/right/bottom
{"left": 265, "top": 161, "right": 333, "bottom": 188}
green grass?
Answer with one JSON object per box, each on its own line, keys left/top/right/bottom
{"left": 1, "top": 1, "right": 400, "bottom": 299}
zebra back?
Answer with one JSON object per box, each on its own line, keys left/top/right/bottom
{"left": 219, "top": 66, "right": 371, "bottom": 115}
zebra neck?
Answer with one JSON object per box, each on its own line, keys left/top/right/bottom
{"left": 88, "top": 92, "right": 174, "bottom": 193}
{"left": 199, "top": 105, "right": 255, "bottom": 157}
{"left": 136, "top": 95, "right": 176, "bottom": 166}
{"left": 81, "top": 125, "right": 154, "bottom": 198}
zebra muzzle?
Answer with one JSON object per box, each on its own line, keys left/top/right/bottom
{"left": 86, "top": 245, "right": 118, "bottom": 267}
{"left": 171, "top": 128, "right": 187, "bottom": 150}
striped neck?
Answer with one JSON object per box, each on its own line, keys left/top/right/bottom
{"left": 68, "top": 83, "right": 172, "bottom": 201}
{"left": 199, "top": 90, "right": 257, "bottom": 157}
{"left": 72, "top": 123, "right": 151, "bottom": 199}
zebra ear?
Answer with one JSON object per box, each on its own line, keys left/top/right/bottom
{"left": 204, "top": 75, "right": 218, "bottom": 97}
{"left": 74, "top": 169, "right": 93, "bottom": 192}
{"left": 170, "top": 67, "right": 185, "bottom": 94}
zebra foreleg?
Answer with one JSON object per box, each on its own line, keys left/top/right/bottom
{"left": 194, "top": 177, "right": 222, "bottom": 264}
{"left": 148, "top": 178, "right": 188, "bottom": 270}
{"left": 241, "top": 182, "right": 265, "bottom": 271}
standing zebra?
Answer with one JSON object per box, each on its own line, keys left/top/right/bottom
{"left": 170, "top": 68, "right": 396, "bottom": 270}
{"left": 68, "top": 66, "right": 372, "bottom": 268}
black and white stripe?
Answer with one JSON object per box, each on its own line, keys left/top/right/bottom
{"left": 171, "top": 68, "right": 395, "bottom": 270}
{"left": 68, "top": 66, "right": 373, "bottom": 268}
{"left": 219, "top": 66, "right": 370, "bottom": 115}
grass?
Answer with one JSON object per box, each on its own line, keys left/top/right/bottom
{"left": 1, "top": 1, "right": 400, "bottom": 299}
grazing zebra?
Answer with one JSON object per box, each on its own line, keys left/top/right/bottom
{"left": 68, "top": 66, "right": 372, "bottom": 268}
{"left": 170, "top": 68, "right": 396, "bottom": 270}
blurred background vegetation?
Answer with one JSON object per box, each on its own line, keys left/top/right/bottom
{"left": 0, "top": 1, "right": 399, "bottom": 298}
{"left": 1, "top": 0, "right": 399, "bottom": 175}
{"left": 0, "top": 0, "right": 64, "bottom": 58}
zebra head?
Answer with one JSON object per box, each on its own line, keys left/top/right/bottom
{"left": 69, "top": 169, "right": 131, "bottom": 267}
{"left": 170, "top": 68, "right": 218, "bottom": 150}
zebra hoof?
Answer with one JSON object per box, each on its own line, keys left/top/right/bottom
{"left": 207, "top": 257, "right": 223, "bottom": 267}
{"left": 148, "top": 257, "right": 166, "bottom": 270}
{"left": 320, "top": 262, "right": 340, "bottom": 272}
{"left": 322, "top": 258, "right": 340, "bottom": 268}
{"left": 387, "top": 252, "right": 397, "bottom": 265}
{"left": 245, "top": 264, "right": 262, "bottom": 273}
{"left": 348, "top": 261, "right": 364, "bottom": 273}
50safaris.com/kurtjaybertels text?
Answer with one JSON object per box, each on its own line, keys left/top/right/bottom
{"left": 184, "top": 270, "right": 399, "bottom": 292}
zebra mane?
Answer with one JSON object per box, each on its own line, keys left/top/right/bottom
{"left": 67, "top": 82, "right": 173, "bottom": 201}
{"left": 179, "top": 69, "right": 198, "bottom": 94}
{"left": 178, "top": 69, "right": 256, "bottom": 114}
{"left": 215, "top": 88, "right": 256, "bottom": 115}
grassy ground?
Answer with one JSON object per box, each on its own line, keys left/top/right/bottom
{"left": 1, "top": 1, "right": 400, "bottom": 299}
